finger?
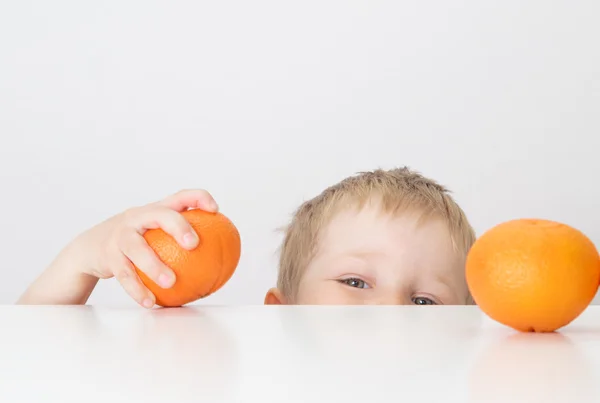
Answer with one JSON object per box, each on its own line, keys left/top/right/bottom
{"left": 124, "top": 205, "right": 199, "bottom": 250}
{"left": 118, "top": 231, "right": 177, "bottom": 289}
{"left": 112, "top": 254, "right": 156, "bottom": 309}
{"left": 157, "top": 189, "right": 219, "bottom": 213}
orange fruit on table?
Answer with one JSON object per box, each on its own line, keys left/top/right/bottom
{"left": 466, "top": 218, "right": 600, "bottom": 333}
{"left": 135, "top": 209, "right": 241, "bottom": 307}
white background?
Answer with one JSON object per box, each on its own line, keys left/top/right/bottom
{"left": 0, "top": 1, "right": 599, "bottom": 306}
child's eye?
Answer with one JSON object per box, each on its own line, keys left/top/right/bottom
{"left": 412, "top": 296, "right": 436, "bottom": 305}
{"left": 339, "top": 278, "right": 370, "bottom": 289}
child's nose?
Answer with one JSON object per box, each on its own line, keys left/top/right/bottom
{"left": 373, "top": 295, "right": 411, "bottom": 305}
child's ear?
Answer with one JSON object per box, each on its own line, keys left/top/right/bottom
{"left": 264, "top": 288, "right": 287, "bottom": 305}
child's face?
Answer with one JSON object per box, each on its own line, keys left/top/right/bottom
{"left": 294, "top": 203, "right": 470, "bottom": 305}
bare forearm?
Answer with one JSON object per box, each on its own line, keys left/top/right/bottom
{"left": 17, "top": 243, "right": 99, "bottom": 305}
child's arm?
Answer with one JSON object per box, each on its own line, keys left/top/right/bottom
{"left": 17, "top": 189, "right": 219, "bottom": 307}
{"left": 17, "top": 240, "right": 100, "bottom": 305}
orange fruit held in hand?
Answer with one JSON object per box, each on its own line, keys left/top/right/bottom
{"left": 135, "top": 209, "right": 241, "bottom": 307}
{"left": 466, "top": 219, "right": 600, "bottom": 333}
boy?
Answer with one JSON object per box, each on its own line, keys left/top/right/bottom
{"left": 18, "top": 167, "right": 476, "bottom": 307}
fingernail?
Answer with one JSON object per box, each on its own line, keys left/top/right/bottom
{"left": 183, "top": 231, "right": 198, "bottom": 248}
{"left": 158, "top": 273, "right": 175, "bottom": 288}
{"left": 209, "top": 200, "right": 219, "bottom": 211}
{"left": 142, "top": 298, "right": 154, "bottom": 308}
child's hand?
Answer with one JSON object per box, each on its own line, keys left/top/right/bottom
{"left": 77, "top": 189, "right": 219, "bottom": 308}
{"left": 17, "top": 189, "right": 219, "bottom": 307}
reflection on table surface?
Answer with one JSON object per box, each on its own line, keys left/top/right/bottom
{"left": 469, "top": 331, "right": 596, "bottom": 403}
{"left": 0, "top": 305, "right": 598, "bottom": 402}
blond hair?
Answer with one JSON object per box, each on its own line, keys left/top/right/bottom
{"left": 277, "top": 166, "right": 476, "bottom": 302}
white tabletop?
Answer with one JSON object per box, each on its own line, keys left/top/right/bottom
{"left": 1, "top": 305, "right": 599, "bottom": 403}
